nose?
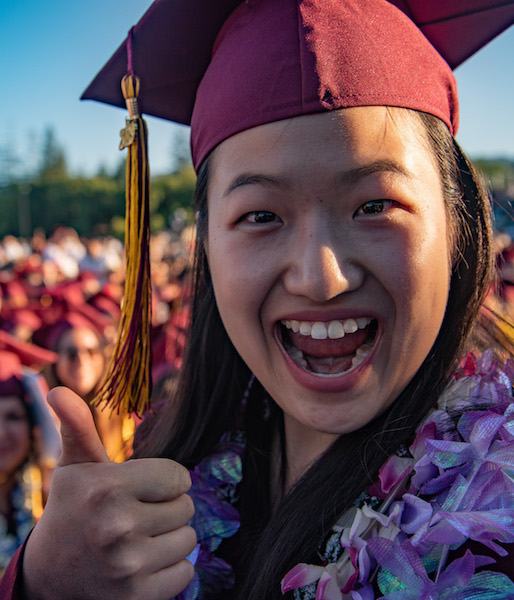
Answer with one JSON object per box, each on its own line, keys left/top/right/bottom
{"left": 282, "top": 231, "right": 364, "bottom": 302}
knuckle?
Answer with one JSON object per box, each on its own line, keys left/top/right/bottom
{"left": 168, "top": 460, "right": 192, "bottom": 494}
{"left": 86, "top": 474, "right": 125, "bottom": 507}
{"left": 107, "top": 548, "right": 145, "bottom": 581}
{"left": 85, "top": 512, "right": 136, "bottom": 549}
{"left": 181, "top": 493, "right": 195, "bottom": 520}
{"left": 183, "top": 525, "right": 198, "bottom": 553}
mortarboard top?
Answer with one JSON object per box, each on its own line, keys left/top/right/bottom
{"left": 82, "top": 0, "right": 514, "bottom": 170}
{"left": 33, "top": 310, "right": 107, "bottom": 354}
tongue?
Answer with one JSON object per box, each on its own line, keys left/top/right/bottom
{"left": 287, "top": 326, "right": 369, "bottom": 358}
{"left": 305, "top": 354, "right": 354, "bottom": 374}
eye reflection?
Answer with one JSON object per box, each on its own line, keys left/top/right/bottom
{"left": 246, "top": 211, "right": 279, "bottom": 224}
{"left": 358, "top": 200, "right": 391, "bottom": 215}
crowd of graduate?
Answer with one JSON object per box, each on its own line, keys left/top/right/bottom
{"left": 0, "top": 216, "right": 194, "bottom": 575}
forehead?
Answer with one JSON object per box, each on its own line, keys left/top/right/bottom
{"left": 0, "top": 396, "right": 26, "bottom": 412}
{"left": 209, "top": 106, "right": 433, "bottom": 183}
{"left": 60, "top": 328, "right": 99, "bottom": 347}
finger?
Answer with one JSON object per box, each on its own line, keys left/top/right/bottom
{"left": 47, "top": 386, "right": 109, "bottom": 466}
{"left": 138, "top": 494, "right": 195, "bottom": 537}
{"left": 118, "top": 458, "right": 191, "bottom": 502}
{"left": 145, "top": 560, "right": 195, "bottom": 600}
{"left": 143, "top": 525, "right": 198, "bottom": 573}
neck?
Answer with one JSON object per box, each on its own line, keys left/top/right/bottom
{"left": 283, "top": 414, "right": 338, "bottom": 491}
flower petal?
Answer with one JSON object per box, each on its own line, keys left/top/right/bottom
{"left": 281, "top": 563, "right": 325, "bottom": 593}
{"left": 425, "top": 439, "right": 473, "bottom": 469}
{"left": 436, "top": 549, "right": 475, "bottom": 590}
{"left": 315, "top": 567, "right": 343, "bottom": 600}
{"left": 400, "top": 494, "right": 434, "bottom": 535}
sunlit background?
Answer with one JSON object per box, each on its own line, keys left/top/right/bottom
{"left": 1, "top": 0, "right": 513, "bottom": 180}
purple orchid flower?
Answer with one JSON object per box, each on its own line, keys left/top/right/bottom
{"left": 368, "top": 538, "right": 513, "bottom": 600}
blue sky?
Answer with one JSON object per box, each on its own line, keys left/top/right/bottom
{"left": 1, "top": 1, "right": 513, "bottom": 179}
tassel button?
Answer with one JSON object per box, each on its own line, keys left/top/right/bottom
{"left": 119, "top": 119, "right": 138, "bottom": 150}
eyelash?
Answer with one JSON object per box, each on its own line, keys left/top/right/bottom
{"left": 355, "top": 199, "right": 395, "bottom": 216}
{"left": 240, "top": 211, "right": 281, "bottom": 225}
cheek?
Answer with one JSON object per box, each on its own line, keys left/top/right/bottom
{"left": 391, "top": 220, "right": 451, "bottom": 354}
{"left": 208, "top": 233, "right": 272, "bottom": 319}
{"left": 56, "top": 360, "right": 69, "bottom": 381}
{"left": 92, "top": 356, "right": 105, "bottom": 375}
{"left": 12, "top": 424, "right": 31, "bottom": 454}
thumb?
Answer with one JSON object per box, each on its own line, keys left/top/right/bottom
{"left": 47, "top": 386, "right": 109, "bottom": 466}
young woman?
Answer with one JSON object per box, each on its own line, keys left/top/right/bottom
{"left": 0, "top": 351, "right": 56, "bottom": 578}
{"left": 2, "top": 0, "right": 513, "bottom": 598}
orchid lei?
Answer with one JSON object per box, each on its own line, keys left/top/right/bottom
{"left": 281, "top": 351, "right": 514, "bottom": 600}
{"left": 173, "top": 351, "right": 514, "bottom": 600}
{"left": 175, "top": 430, "right": 245, "bottom": 600}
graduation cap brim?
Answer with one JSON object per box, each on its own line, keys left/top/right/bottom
{"left": 81, "top": 0, "right": 514, "bottom": 126}
{"left": 0, "top": 330, "right": 57, "bottom": 368}
{"left": 81, "top": 0, "right": 241, "bottom": 124}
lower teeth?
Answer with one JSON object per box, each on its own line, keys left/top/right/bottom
{"left": 288, "top": 344, "right": 309, "bottom": 369}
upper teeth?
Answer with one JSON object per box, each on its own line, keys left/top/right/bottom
{"left": 281, "top": 317, "right": 372, "bottom": 340}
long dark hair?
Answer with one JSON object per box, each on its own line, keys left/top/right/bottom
{"left": 134, "top": 110, "right": 508, "bottom": 598}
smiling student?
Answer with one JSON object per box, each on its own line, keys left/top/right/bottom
{"left": 2, "top": 1, "right": 514, "bottom": 599}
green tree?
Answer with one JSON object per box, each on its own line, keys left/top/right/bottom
{"left": 39, "top": 126, "right": 68, "bottom": 181}
{"left": 151, "top": 164, "right": 196, "bottom": 230}
{"left": 169, "top": 127, "right": 192, "bottom": 174}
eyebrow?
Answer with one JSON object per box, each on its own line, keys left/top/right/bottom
{"left": 223, "top": 173, "right": 291, "bottom": 197}
{"left": 333, "top": 160, "right": 412, "bottom": 187}
{"left": 223, "top": 159, "right": 411, "bottom": 197}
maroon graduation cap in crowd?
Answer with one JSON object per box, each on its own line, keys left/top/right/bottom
{"left": 81, "top": 0, "right": 514, "bottom": 415}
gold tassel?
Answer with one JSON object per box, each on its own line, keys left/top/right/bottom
{"left": 93, "top": 73, "right": 152, "bottom": 416}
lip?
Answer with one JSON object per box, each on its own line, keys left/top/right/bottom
{"left": 273, "top": 320, "right": 379, "bottom": 393}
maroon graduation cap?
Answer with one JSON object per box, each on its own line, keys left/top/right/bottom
{"left": 82, "top": 0, "right": 514, "bottom": 168}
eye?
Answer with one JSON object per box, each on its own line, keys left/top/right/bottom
{"left": 6, "top": 412, "right": 27, "bottom": 423}
{"left": 355, "top": 199, "right": 395, "bottom": 216}
{"left": 241, "top": 211, "right": 282, "bottom": 225}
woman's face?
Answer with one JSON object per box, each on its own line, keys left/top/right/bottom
{"left": 0, "top": 397, "right": 31, "bottom": 479}
{"left": 56, "top": 328, "right": 105, "bottom": 397}
{"left": 206, "top": 107, "right": 451, "bottom": 443}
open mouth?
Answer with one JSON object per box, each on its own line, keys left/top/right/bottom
{"left": 279, "top": 317, "right": 378, "bottom": 377}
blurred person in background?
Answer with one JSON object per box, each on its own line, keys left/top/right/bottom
{"left": 37, "top": 313, "right": 130, "bottom": 462}
{"left": 0, "top": 350, "right": 60, "bottom": 577}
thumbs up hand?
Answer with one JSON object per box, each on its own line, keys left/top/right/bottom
{"left": 22, "top": 387, "right": 196, "bottom": 600}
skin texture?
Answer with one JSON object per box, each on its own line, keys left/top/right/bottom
{"left": 0, "top": 397, "right": 30, "bottom": 482}
{"left": 206, "top": 107, "right": 451, "bottom": 482}
{"left": 55, "top": 328, "right": 106, "bottom": 397}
